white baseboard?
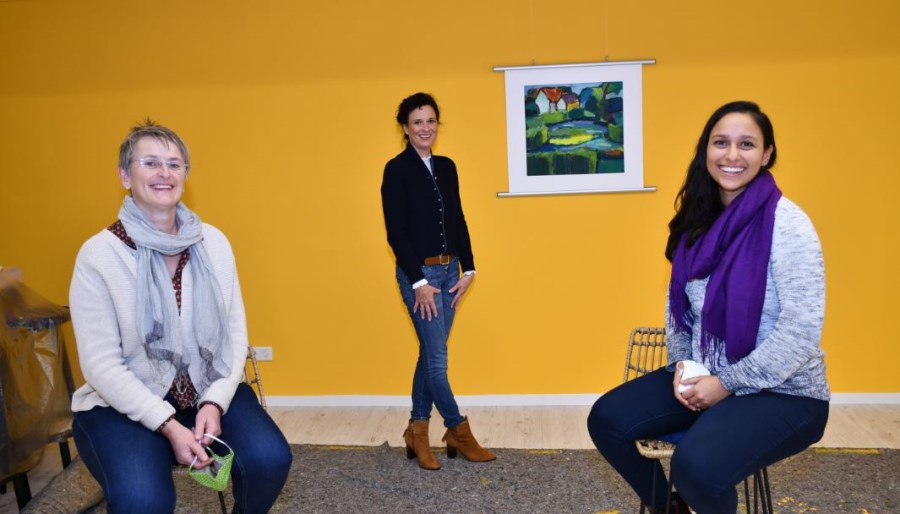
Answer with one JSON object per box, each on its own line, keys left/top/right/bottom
{"left": 266, "top": 393, "right": 900, "bottom": 407}
{"left": 265, "top": 392, "right": 900, "bottom": 408}
{"left": 829, "top": 393, "right": 900, "bottom": 404}
{"left": 267, "top": 395, "right": 410, "bottom": 407}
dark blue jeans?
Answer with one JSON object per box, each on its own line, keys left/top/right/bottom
{"left": 73, "top": 383, "right": 292, "bottom": 514}
{"left": 587, "top": 368, "right": 828, "bottom": 513}
{"left": 396, "top": 260, "right": 465, "bottom": 429}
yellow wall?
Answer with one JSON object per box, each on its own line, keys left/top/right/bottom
{"left": 1, "top": 0, "right": 898, "bottom": 397}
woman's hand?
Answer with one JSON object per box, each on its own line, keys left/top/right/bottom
{"left": 161, "top": 419, "right": 213, "bottom": 468}
{"left": 679, "top": 374, "right": 732, "bottom": 412}
{"left": 414, "top": 284, "right": 441, "bottom": 321}
{"left": 448, "top": 274, "right": 474, "bottom": 308}
{"left": 672, "top": 362, "right": 694, "bottom": 410}
{"left": 194, "top": 403, "right": 222, "bottom": 446}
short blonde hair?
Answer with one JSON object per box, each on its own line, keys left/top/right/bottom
{"left": 118, "top": 118, "right": 190, "bottom": 173}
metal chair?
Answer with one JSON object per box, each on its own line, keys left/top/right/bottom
{"left": 625, "top": 327, "right": 773, "bottom": 514}
{"left": 174, "top": 346, "right": 267, "bottom": 514}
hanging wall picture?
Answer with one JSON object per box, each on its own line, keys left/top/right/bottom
{"left": 494, "top": 60, "right": 655, "bottom": 196}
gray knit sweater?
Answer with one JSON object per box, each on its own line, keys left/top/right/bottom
{"left": 666, "top": 197, "right": 830, "bottom": 401}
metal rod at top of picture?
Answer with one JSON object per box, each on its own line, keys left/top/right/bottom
{"left": 493, "top": 59, "right": 656, "bottom": 72}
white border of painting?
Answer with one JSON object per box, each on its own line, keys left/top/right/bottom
{"left": 495, "top": 60, "right": 654, "bottom": 196}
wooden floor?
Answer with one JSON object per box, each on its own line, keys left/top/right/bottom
{"left": 267, "top": 404, "right": 900, "bottom": 450}
{"left": 3, "top": 404, "right": 898, "bottom": 512}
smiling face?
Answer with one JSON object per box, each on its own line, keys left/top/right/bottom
{"left": 118, "top": 136, "right": 186, "bottom": 217}
{"left": 404, "top": 105, "right": 438, "bottom": 157}
{"left": 706, "top": 112, "right": 774, "bottom": 206}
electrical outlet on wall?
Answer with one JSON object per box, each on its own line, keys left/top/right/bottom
{"left": 254, "top": 346, "right": 273, "bottom": 361}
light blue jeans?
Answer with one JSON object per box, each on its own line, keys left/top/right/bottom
{"left": 396, "top": 259, "right": 465, "bottom": 429}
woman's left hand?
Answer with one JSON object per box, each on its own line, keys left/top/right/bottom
{"left": 194, "top": 403, "right": 222, "bottom": 446}
{"left": 679, "top": 375, "right": 732, "bottom": 412}
{"left": 448, "top": 274, "right": 474, "bottom": 308}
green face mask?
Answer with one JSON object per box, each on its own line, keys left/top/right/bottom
{"left": 188, "top": 434, "right": 235, "bottom": 492}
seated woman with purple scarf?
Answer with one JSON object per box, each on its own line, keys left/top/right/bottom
{"left": 587, "top": 101, "right": 830, "bottom": 514}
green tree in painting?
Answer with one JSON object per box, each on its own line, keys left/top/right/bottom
{"left": 584, "top": 83, "right": 612, "bottom": 122}
{"left": 525, "top": 97, "right": 540, "bottom": 118}
{"left": 526, "top": 125, "right": 548, "bottom": 150}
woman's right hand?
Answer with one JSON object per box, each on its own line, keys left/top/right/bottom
{"left": 413, "top": 284, "right": 441, "bottom": 321}
{"left": 161, "top": 419, "right": 214, "bottom": 468}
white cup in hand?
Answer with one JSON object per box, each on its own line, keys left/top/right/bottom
{"left": 678, "top": 360, "right": 711, "bottom": 393}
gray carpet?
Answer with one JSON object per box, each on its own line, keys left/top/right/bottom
{"left": 24, "top": 445, "right": 900, "bottom": 513}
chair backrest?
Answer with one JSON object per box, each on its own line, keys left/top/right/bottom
{"left": 623, "top": 326, "right": 667, "bottom": 383}
{"left": 244, "top": 346, "right": 267, "bottom": 410}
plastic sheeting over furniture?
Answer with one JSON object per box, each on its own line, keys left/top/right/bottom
{"left": 0, "top": 268, "right": 73, "bottom": 497}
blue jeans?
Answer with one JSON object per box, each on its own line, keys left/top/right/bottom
{"left": 73, "top": 383, "right": 292, "bottom": 514}
{"left": 396, "top": 260, "right": 465, "bottom": 429}
{"left": 587, "top": 368, "right": 828, "bottom": 513}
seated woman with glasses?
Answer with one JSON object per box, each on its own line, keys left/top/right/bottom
{"left": 69, "top": 119, "right": 292, "bottom": 513}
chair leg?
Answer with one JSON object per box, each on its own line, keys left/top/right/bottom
{"left": 664, "top": 466, "right": 675, "bottom": 514}
{"left": 747, "top": 467, "right": 773, "bottom": 514}
{"left": 641, "top": 460, "right": 673, "bottom": 514}
{"left": 12, "top": 473, "right": 32, "bottom": 509}
{"left": 218, "top": 491, "right": 228, "bottom": 514}
{"left": 761, "top": 467, "right": 773, "bottom": 514}
{"left": 59, "top": 439, "right": 72, "bottom": 468}
{"left": 752, "top": 471, "right": 760, "bottom": 513}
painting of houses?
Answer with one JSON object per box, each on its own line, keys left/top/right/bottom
{"left": 524, "top": 81, "right": 624, "bottom": 176}
{"left": 533, "top": 87, "right": 566, "bottom": 113}
{"left": 495, "top": 59, "right": 652, "bottom": 196}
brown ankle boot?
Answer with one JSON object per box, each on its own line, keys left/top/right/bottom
{"left": 442, "top": 417, "right": 496, "bottom": 462}
{"left": 403, "top": 420, "right": 440, "bottom": 470}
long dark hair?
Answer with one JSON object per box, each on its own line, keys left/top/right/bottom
{"left": 665, "top": 101, "right": 777, "bottom": 261}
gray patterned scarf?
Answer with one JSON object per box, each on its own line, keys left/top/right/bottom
{"left": 119, "top": 196, "right": 232, "bottom": 391}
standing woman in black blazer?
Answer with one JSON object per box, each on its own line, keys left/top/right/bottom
{"left": 381, "top": 92, "right": 495, "bottom": 470}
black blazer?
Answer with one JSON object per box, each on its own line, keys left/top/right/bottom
{"left": 381, "top": 143, "right": 475, "bottom": 284}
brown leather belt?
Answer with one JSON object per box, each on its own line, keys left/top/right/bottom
{"left": 423, "top": 254, "right": 454, "bottom": 266}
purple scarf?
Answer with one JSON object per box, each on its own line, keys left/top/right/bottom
{"left": 668, "top": 171, "right": 781, "bottom": 363}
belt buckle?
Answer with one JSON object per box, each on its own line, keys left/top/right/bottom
{"left": 439, "top": 254, "right": 450, "bottom": 265}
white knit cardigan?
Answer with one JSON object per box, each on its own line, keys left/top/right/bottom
{"left": 69, "top": 223, "right": 248, "bottom": 431}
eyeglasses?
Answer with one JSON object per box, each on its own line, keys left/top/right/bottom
{"left": 135, "top": 157, "right": 189, "bottom": 173}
